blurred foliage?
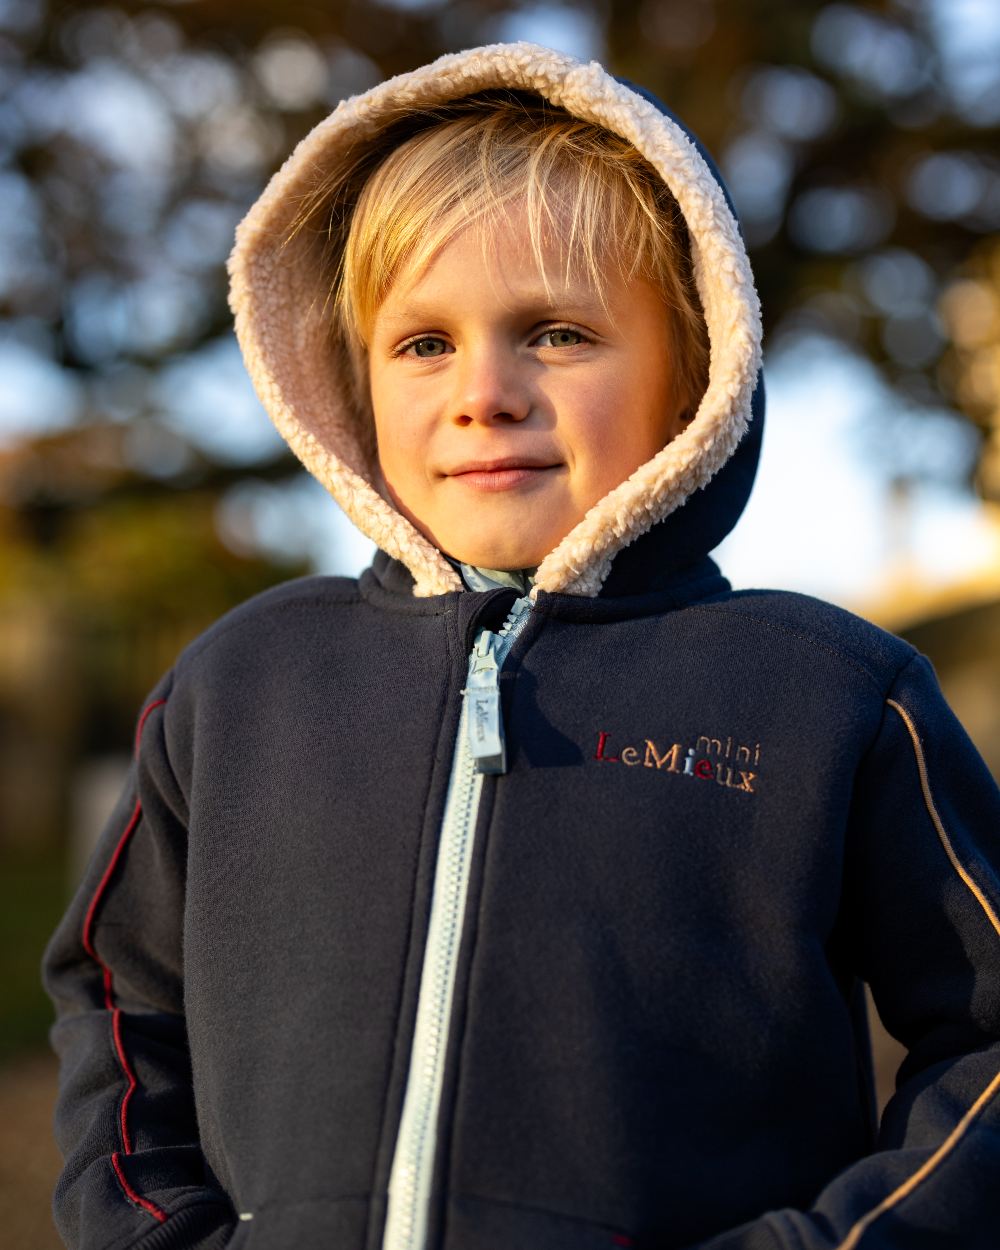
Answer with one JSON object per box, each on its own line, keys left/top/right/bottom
{"left": 0, "top": 0, "right": 995, "bottom": 792}
{"left": 0, "top": 851, "right": 66, "bottom": 1062}
{"left": 606, "top": 0, "right": 1000, "bottom": 494}
{"left": 0, "top": 11, "right": 998, "bottom": 841}
{"left": 0, "top": 422, "right": 310, "bottom": 753}
{"left": 0, "top": 0, "right": 994, "bottom": 827}
{"left": 0, "top": 0, "right": 997, "bottom": 519}
{"left": 938, "top": 238, "right": 1000, "bottom": 496}
{"left": 0, "top": 0, "right": 996, "bottom": 1062}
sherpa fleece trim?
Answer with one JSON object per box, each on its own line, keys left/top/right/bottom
{"left": 227, "top": 42, "right": 762, "bottom": 598}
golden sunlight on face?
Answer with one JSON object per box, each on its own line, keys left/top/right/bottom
{"left": 367, "top": 209, "right": 684, "bottom": 571}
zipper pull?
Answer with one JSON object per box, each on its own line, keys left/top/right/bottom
{"left": 464, "top": 630, "right": 506, "bottom": 775}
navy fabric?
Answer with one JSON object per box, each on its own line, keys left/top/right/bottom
{"left": 41, "top": 54, "right": 1000, "bottom": 1250}
{"left": 42, "top": 560, "right": 1000, "bottom": 1250}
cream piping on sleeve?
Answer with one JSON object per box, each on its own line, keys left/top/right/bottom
{"left": 886, "top": 699, "right": 1000, "bottom": 940}
{"left": 833, "top": 697, "right": 1000, "bottom": 1250}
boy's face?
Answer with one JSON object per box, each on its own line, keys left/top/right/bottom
{"left": 367, "top": 207, "right": 686, "bottom": 571}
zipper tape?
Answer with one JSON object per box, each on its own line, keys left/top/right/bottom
{"left": 381, "top": 595, "right": 533, "bottom": 1250}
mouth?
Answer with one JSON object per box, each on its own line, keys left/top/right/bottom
{"left": 444, "top": 457, "right": 562, "bottom": 492}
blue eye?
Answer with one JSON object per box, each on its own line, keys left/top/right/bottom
{"left": 407, "top": 337, "right": 447, "bottom": 358}
{"left": 538, "top": 328, "right": 584, "bottom": 347}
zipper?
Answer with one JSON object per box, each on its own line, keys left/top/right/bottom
{"left": 381, "top": 595, "right": 533, "bottom": 1250}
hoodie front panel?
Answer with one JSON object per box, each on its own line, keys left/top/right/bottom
{"left": 441, "top": 600, "right": 880, "bottom": 1245}
{"left": 162, "top": 566, "right": 898, "bottom": 1250}
{"left": 176, "top": 586, "right": 482, "bottom": 1210}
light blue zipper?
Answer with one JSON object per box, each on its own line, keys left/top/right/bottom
{"left": 381, "top": 595, "right": 533, "bottom": 1250}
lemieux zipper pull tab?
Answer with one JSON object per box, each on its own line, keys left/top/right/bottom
{"left": 464, "top": 630, "right": 506, "bottom": 775}
{"left": 462, "top": 595, "right": 533, "bottom": 778}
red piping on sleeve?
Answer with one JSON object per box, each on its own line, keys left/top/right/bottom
{"left": 112, "top": 1007, "right": 138, "bottom": 1154}
{"left": 82, "top": 696, "right": 169, "bottom": 1223}
{"left": 81, "top": 798, "right": 143, "bottom": 1005}
{"left": 112, "top": 1152, "right": 168, "bottom": 1224}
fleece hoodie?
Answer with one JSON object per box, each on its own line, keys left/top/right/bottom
{"left": 43, "top": 41, "right": 1000, "bottom": 1250}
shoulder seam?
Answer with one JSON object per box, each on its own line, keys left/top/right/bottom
{"left": 176, "top": 590, "right": 363, "bottom": 672}
{"left": 886, "top": 697, "right": 1000, "bottom": 941}
{"left": 682, "top": 604, "right": 912, "bottom": 696}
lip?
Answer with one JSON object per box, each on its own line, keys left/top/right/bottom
{"left": 443, "top": 457, "right": 562, "bottom": 493}
{"left": 445, "top": 456, "right": 561, "bottom": 475}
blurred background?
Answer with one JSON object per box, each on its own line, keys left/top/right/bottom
{"left": 2, "top": 0, "right": 999, "bottom": 1243}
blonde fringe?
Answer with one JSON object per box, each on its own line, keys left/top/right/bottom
{"left": 226, "top": 43, "right": 763, "bottom": 597}
{"left": 284, "top": 92, "right": 710, "bottom": 424}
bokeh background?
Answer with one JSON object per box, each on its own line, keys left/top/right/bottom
{"left": 2, "top": 0, "right": 999, "bottom": 1243}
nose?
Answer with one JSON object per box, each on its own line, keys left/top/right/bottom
{"left": 450, "top": 341, "right": 530, "bottom": 426}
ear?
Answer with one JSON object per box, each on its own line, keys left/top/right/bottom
{"left": 664, "top": 394, "right": 694, "bottom": 444}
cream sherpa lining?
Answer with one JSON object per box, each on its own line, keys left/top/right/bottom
{"left": 227, "top": 42, "right": 762, "bottom": 598}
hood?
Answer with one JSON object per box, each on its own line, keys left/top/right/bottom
{"left": 227, "top": 42, "right": 764, "bottom": 598}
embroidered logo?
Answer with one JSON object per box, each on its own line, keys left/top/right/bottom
{"left": 593, "top": 731, "right": 761, "bottom": 795}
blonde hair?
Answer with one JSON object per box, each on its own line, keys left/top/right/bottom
{"left": 288, "top": 91, "right": 709, "bottom": 430}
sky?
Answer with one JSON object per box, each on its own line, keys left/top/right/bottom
{"left": 2, "top": 0, "right": 999, "bottom": 616}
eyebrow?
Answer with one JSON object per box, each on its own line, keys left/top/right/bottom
{"left": 375, "top": 291, "right": 608, "bottom": 327}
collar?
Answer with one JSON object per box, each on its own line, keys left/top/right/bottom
{"left": 360, "top": 522, "right": 730, "bottom": 623}
{"left": 448, "top": 560, "right": 536, "bottom": 596}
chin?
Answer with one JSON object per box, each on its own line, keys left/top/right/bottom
{"left": 446, "top": 537, "right": 549, "bottom": 571}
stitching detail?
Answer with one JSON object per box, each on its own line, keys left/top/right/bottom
{"left": 110, "top": 1152, "right": 168, "bottom": 1224}
{"left": 832, "top": 697, "right": 1000, "bottom": 1250}
{"left": 81, "top": 799, "right": 141, "bottom": 1005}
{"left": 683, "top": 604, "right": 901, "bottom": 695}
{"left": 82, "top": 696, "right": 170, "bottom": 1225}
{"left": 833, "top": 1068, "right": 1000, "bottom": 1250}
{"left": 774, "top": 1210, "right": 808, "bottom": 1250}
{"left": 887, "top": 699, "right": 1000, "bottom": 939}
{"left": 111, "top": 1009, "right": 138, "bottom": 1154}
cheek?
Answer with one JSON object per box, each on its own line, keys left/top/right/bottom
{"left": 370, "top": 375, "right": 429, "bottom": 481}
{"left": 563, "top": 371, "right": 669, "bottom": 481}
{"left": 374, "top": 414, "right": 417, "bottom": 468}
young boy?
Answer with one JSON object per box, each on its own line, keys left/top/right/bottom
{"left": 43, "top": 42, "right": 1000, "bottom": 1250}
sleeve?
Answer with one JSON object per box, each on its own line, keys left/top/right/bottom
{"left": 682, "top": 652, "right": 1000, "bottom": 1250}
{"left": 41, "top": 667, "right": 238, "bottom": 1250}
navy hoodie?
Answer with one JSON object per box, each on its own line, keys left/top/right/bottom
{"left": 43, "top": 42, "right": 1000, "bottom": 1250}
